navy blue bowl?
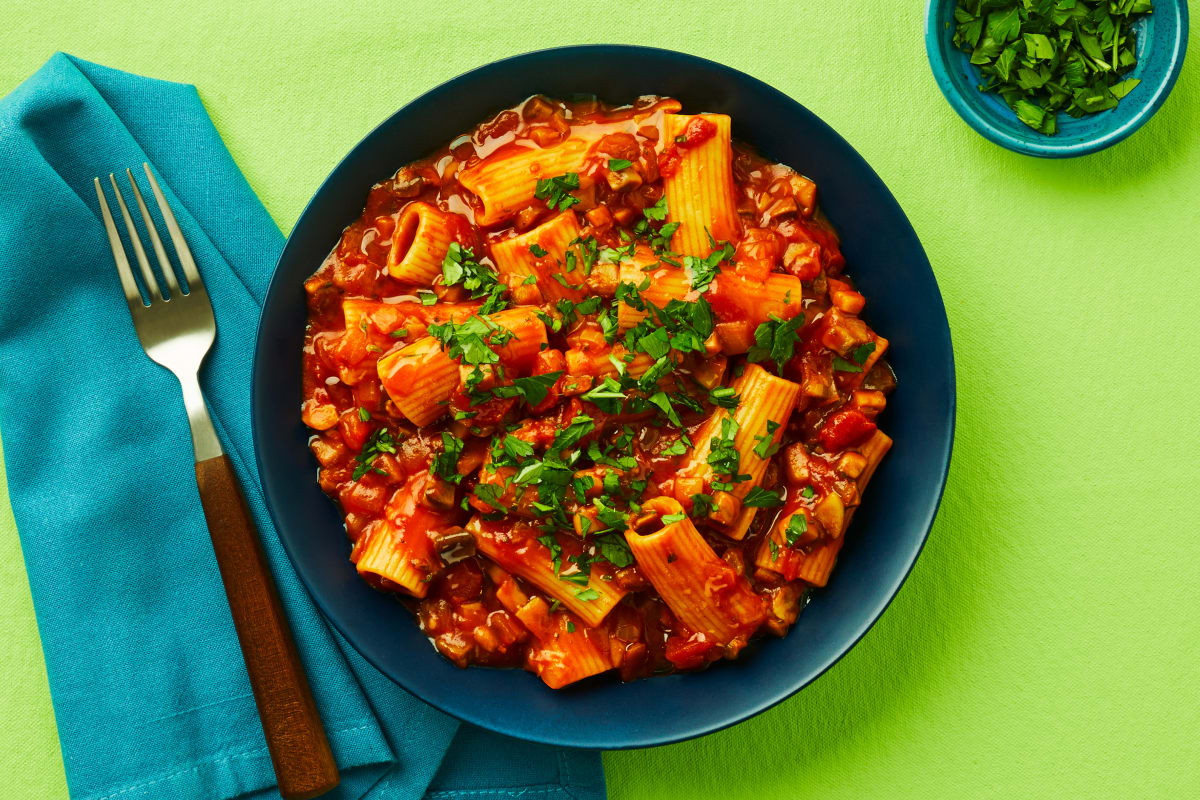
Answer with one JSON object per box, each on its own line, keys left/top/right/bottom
{"left": 252, "top": 45, "right": 956, "bottom": 749}
{"left": 926, "top": 0, "right": 1189, "bottom": 157}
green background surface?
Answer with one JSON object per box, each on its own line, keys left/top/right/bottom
{"left": 2, "top": 1, "right": 1198, "bottom": 798}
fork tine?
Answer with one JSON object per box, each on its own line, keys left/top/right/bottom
{"left": 108, "top": 174, "right": 163, "bottom": 302}
{"left": 94, "top": 177, "right": 146, "bottom": 313}
{"left": 142, "top": 163, "right": 204, "bottom": 292}
{"left": 125, "top": 168, "right": 182, "bottom": 298}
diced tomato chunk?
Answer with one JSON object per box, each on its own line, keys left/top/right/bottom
{"left": 681, "top": 117, "right": 717, "bottom": 148}
{"left": 658, "top": 147, "right": 681, "bottom": 178}
{"left": 339, "top": 409, "right": 372, "bottom": 451}
{"left": 664, "top": 633, "right": 719, "bottom": 670}
{"left": 818, "top": 409, "right": 877, "bottom": 452}
{"left": 440, "top": 561, "right": 484, "bottom": 605}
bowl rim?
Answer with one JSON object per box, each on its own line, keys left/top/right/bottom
{"left": 253, "top": 43, "right": 957, "bottom": 748}
{"left": 923, "top": 0, "right": 1189, "bottom": 158}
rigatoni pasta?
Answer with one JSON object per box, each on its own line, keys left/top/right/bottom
{"left": 675, "top": 364, "right": 801, "bottom": 529}
{"left": 302, "top": 93, "right": 895, "bottom": 688}
{"left": 490, "top": 211, "right": 586, "bottom": 303}
{"left": 388, "top": 201, "right": 461, "bottom": 284}
{"left": 661, "top": 113, "right": 740, "bottom": 256}
{"left": 625, "top": 502, "right": 766, "bottom": 645}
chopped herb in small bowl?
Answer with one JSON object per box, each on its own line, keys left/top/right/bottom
{"left": 925, "top": 0, "right": 1189, "bottom": 157}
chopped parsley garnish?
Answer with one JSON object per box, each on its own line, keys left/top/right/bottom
{"left": 595, "top": 533, "right": 634, "bottom": 568}
{"left": 357, "top": 406, "right": 371, "bottom": 422}
{"left": 431, "top": 432, "right": 464, "bottom": 484}
{"left": 706, "top": 417, "right": 749, "bottom": 491}
{"left": 534, "top": 172, "right": 581, "bottom": 211}
{"left": 352, "top": 428, "right": 398, "bottom": 481}
{"left": 417, "top": 290, "right": 438, "bottom": 306}
{"left": 682, "top": 239, "right": 734, "bottom": 294}
{"left": 574, "top": 587, "right": 600, "bottom": 601}
{"left": 566, "top": 621, "right": 577, "bottom": 633}
{"left": 441, "top": 243, "right": 508, "bottom": 311}
{"left": 951, "top": 0, "right": 1151, "bottom": 134}
{"left": 833, "top": 339, "right": 878, "bottom": 373}
{"left": 801, "top": 486, "right": 815, "bottom": 499}
{"left": 388, "top": 327, "right": 409, "bottom": 339}
{"left": 784, "top": 513, "right": 808, "bottom": 547}
{"left": 501, "top": 434, "right": 535, "bottom": 461}
{"left": 428, "top": 315, "right": 510, "bottom": 369}
{"left": 660, "top": 512, "right": 687, "bottom": 524}
{"left": 472, "top": 483, "right": 508, "bottom": 513}
{"left": 661, "top": 438, "right": 689, "bottom": 457}
{"left": 743, "top": 486, "right": 783, "bottom": 508}
{"left": 752, "top": 420, "right": 781, "bottom": 459}
{"left": 528, "top": 243, "right": 548, "bottom": 258}
{"left": 538, "top": 533, "right": 564, "bottom": 574}
{"left": 607, "top": 158, "right": 633, "bottom": 171}
{"left": 489, "top": 371, "right": 563, "bottom": 407}
{"left": 709, "top": 386, "right": 740, "bottom": 410}
{"left": 642, "top": 195, "right": 668, "bottom": 221}
{"left": 747, "top": 313, "right": 805, "bottom": 372}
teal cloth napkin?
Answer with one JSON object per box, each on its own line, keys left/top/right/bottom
{"left": 0, "top": 53, "right": 605, "bottom": 800}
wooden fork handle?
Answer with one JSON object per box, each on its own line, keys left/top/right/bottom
{"left": 195, "top": 454, "right": 339, "bottom": 800}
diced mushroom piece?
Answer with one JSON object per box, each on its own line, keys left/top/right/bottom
{"left": 585, "top": 262, "right": 619, "bottom": 297}
{"left": 837, "top": 452, "right": 868, "bottom": 480}
{"left": 820, "top": 308, "right": 872, "bottom": 356}
{"left": 764, "top": 196, "right": 798, "bottom": 221}
{"left": 783, "top": 442, "right": 812, "bottom": 485}
{"left": 522, "top": 95, "right": 557, "bottom": 121}
{"left": 763, "top": 582, "right": 805, "bottom": 636}
{"left": 851, "top": 390, "right": 888, "bottom": 414}
{"left": 423, "top": 476, "right": 459, "bottom": 511}
{"left": 605, "top": 168, "right": 643, "bottom": 192}
{"left": 610, "top": 206, "right": 637, "bottom": 226}
{"left": 585, "top": 205, "right": 614, "bottom": 230}
{"left": 813, "top": 492, "right": 845, "bottom": 538}
{"left": 783, "top": 241, "right": 821, "bottom": 281}
{"left": 431, "top": 526, "right": 477, "bottom": 563}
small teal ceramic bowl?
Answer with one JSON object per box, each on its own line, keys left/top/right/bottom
{"left": 925, "top": 0, "right": 1188, "bottom": 157}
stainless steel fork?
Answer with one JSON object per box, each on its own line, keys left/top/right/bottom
{"left": 95, "top": 165, "right": 338, "bottom": 800}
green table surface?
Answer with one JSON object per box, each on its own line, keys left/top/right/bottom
{"left": 3, "top": 2, "right": 1199, "bottom": 798}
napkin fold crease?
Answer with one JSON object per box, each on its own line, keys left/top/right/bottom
{"left": 0, "top": 52, "right": 604, "bottom": 800}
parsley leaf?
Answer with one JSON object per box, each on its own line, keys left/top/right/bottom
{"left": 747, "top": 313, "right": 805, "bottom": 372}
{"left": 642, "top": 195, "right": 668, "bottom": 221}
{"left": 952, "top": 0, "right": 1152, "bottom": 134}
{"left": 784, "top": 513, "right": 808, "bottom": 547}
{"left": 489, "top": 370, "right": 563, "bottom": 407}
{"left": 832, "top": 356, "right": 863, "bottom": 373}
{"left": 352, "top": 428, "right": 398, "bottom": 481}
{"left": 442, "top": 243, "right": 507, "bottom": 309}
{"left": 607, "top": 158, "right": 633, "bottom": 171}
{"left": 682, "top": 239, "right": 734, "bottom": 294}
{"left": 743, "top": 486, "right": 783, "bottom": 508}
{"left": 595, "top": 533, "right": 635, "bottom": 568}
{"left": 431, "top": 432, "right": 464, "bottom": 484}
{"left": 534, "top": 172, "right": 581, "bottom": 211}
